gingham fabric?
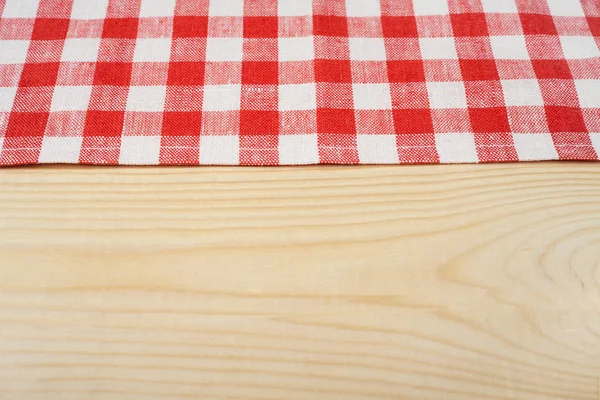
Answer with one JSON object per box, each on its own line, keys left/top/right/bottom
{"left": 0, "top": 0, "right": 599, "bottom": 166}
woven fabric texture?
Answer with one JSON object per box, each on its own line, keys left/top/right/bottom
{"left": 0, "top": 0, "right": 599, "bottom": 165}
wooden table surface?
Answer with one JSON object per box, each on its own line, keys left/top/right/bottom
{"left": 0, "top": 163, "right": 599, "bottom": 400}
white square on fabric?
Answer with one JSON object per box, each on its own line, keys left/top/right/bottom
{"left": 126, "top": 86, "right": 167, "bottom": 112}
{"left": 412, "top": 0, "right": 449, "bottom": 16}
{"left": 349, "top": 37, "right": 387, "bottom": 61}
{"left": 50, "top": 86, "right": 93, "bottom": 112}
{"left": 119, "top": 136, "right": 161, "bottom": 165}
{"left": 546, "top": 0, "right": 585, "bottom": 16}
{"left": 512, "top": 133, "right": 559, "bottom": 161}
{"left": 481, "top": 0, "right": 518, "bottom": 14}
{"left": 279, "top": 134, "right": 319, "bottom": 165}
{"left": 346, "top": 0, "right": 381, "bottom": 17}
{"left": 279, "top": 83, "right": 316, "bottom": 111}
{"left": 575, "top": 80, "right": 600, "bottom": 108}
{"left": 279, "top": 37, "right": 314, "bottom": 61}
{"left": 427, "top": 82, "right": 467, "bottom": 109}
{"left": 353, "top": 83, "right": 392, "bottom": 110}
{"left": 0, "top": 40, "right": 30, "bottom": 64}
{"left": 590, "top": 133, "right": 600, "bottom": 155}
{"left": 490, "top": 36, "right": 530, "bottom": 60}
{"left": 206, "top": 38, "right": 243, "bottom": 61}
{"left": 2, "top": 0, "right": 41, "bottom": 18}
{"left": 419, "top": 37, "right": 458, "bottom": 60}
{"left": 61, "top": 38, "right": 101, "bottom": 62}
{"left": 278, "top": 0, "right": 312, "bottom": 16}
{"left": 133, "top": 38, "right": 172, "bottom": 62}
{"left": 38, "top": 137, "right": 83, "bottom": 164}
{"left": 200, "top": 135, "right": 240, "bottom": 165}
{"left": 559, "top": 36, "right": 600, "bottom": 59}
{"left": 0, "top": 87, "right": 18, "bottom": 112}
{"left": 202, "top": 85, "right": 242, "bottom": 111}
{"left": 435, "top": 133, "right": 479, "bottom": 163}
{"left": 139, "top": 0, "right": 176, "bottom": 17}
{"left": 208, "top": 0, "right": 244, "bottom": 16}
{"left": 357, "top": 135, "right": 399, "bottom": 164}
{"left": 70, "top": 0, "right": 109, "bottom": 19}
{"left": 501, "top": 80, "right": 544, "bottom": 106}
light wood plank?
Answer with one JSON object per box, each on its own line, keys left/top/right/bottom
{"left": 0, "top": 163, "right": 599, "bottom": 400}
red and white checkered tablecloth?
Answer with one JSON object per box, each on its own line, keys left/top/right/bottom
{"left": 0, "top": 0, "right": 599, "bottom": 166}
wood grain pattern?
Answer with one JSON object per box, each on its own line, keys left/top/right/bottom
{"left": 0, "top": 163, "right": 599, "bottom": 400}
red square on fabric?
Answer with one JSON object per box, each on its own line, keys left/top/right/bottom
{"left": 460, "top": 59, "right": 499, "bottom": 81}
{"left": 240, "top": 110, "right": 279, "bottom": 135}
{"left": 381, "top": 16, "right": 418, "bottom": 37}
{"left": 520, "top": 14, "right": 557, "bottom": 35}
{"left": 19, "top": 63, "right": 60, "bottom": 87}
{"left": 102, "top": 18, "right": 139, "bottom": 39}
{"left": 588, "top": 17, "right": 600, "bottom": 36}
{"left": 31, "top": 18, "right": 70, "bottom": 40}
{"left": 242, "top": 61, "right": 278, "bottom": 84}
{"left": 387, "top": 60, "right": 425, "bottom": 82}
{"left": 4, "top": 112, "right": 48, "bottom": 138}
{"left": 469, "top": 108, "right": 511, "bottom": 133}
{"left": 397, "top": 134, "right": 439, "bottom": 164}
{"left": 167, "top": 62, "right": 205, "bottom": 85}
{"left": 244, "top": 16, "right": 278, "bottom": 38}
{"left": 315, "top": 59, "right": 352, "bottom": 83}
{"left": 0, "top": 139, "right": 44, "bottom": 166}
{"left": 451, "top": 13, "right": 489, "bottom": 37}
{"left": 393, "top": 109, "right": 434, "bottom": 134}
{"left": 162, "top": 112, "right": 202, "bottom": 136}
{"left": 84, "top": 111, "right": 124, "bottom": 137}
{"left": 532, "top": 60, "right": 572, "bottom": 79}
{"left": 545, "top": 106, "right": 587, "bottom": 133}
{"left": 318, "top": 108, "right": 356, "bottom": 134}
{"left": 173, "top": 16, "right": 208, "bottom": 38}
{"left": 94, "top": 62, "right": 133, "bottom": 86}
{"left": 313, "top": 15, "right": 348, "bottom": 37}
